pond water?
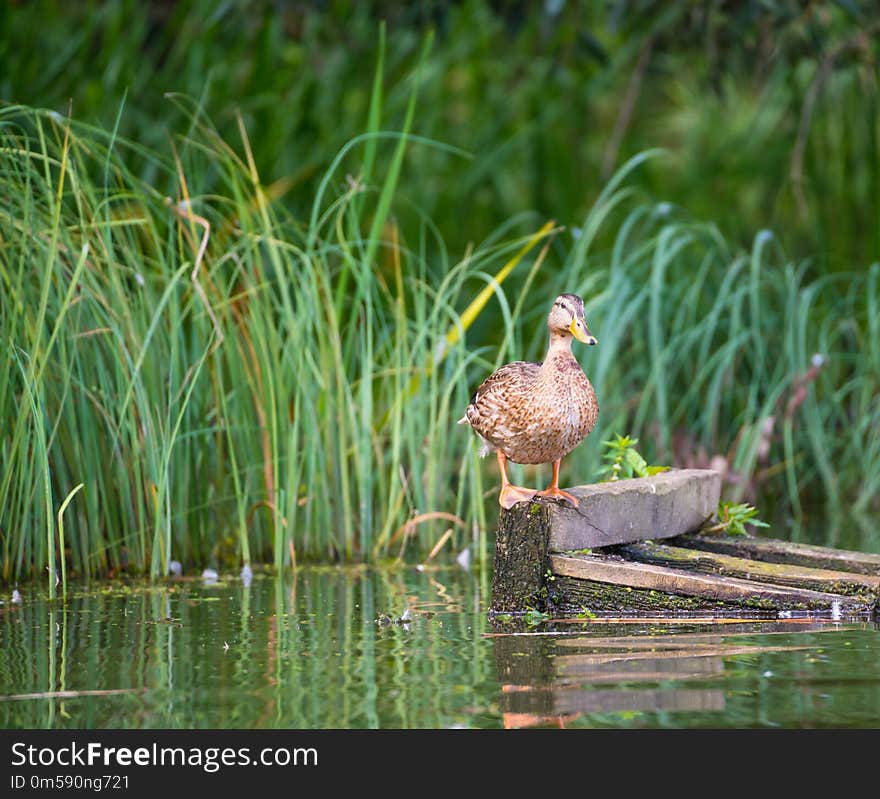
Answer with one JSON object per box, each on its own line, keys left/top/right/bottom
{"left": 1, "top": 566, "right": 879, "bottom": 729}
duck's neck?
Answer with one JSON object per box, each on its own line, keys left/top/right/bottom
{"left": 541, "top": 333, "right": 575, "bottom": 372}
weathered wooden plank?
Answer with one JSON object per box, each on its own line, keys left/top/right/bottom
{"left": 543, "top": 575, "right": 728, "bottom": 612}
{"left": 543, "top": 616, "right": 836, "bottom": 626}
{"left": 616, "top": 541, "right": 880, "bottom": 598}
{"left": 550, "top": 552, "right": 875, "bottom": 614}
{"left": 674, "top": 534, "right": 880, "bottom": 576}
{"left": 491, "top": 469, "right": 879, "bottom": 614}
{"left": 547, "top": 469, "right": 721, "bottom": 550}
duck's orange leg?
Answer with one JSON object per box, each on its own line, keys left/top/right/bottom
{"left": 535, "top": 459, "right": 579, "bottom": 508}
{"left": 497, "top": 451, "right": 537, "bottom": 509}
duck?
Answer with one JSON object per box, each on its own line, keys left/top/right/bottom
{"left": 458, "top": 293, "right": 599, "bottom": 509}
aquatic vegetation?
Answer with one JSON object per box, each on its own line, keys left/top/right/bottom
{"left": 523, "top": 609, "right": 551, "bottom": 627}
{"left": 1, "top": 98, "right": 877, "bottom": 588}
{"left": 0, "top": 91, "right": 547, "bottom": 584}
{"left": 2, "top": 10, "right": 879, "bottom": 588}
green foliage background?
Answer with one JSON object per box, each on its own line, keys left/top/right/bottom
{"left": 4, "top": 1, "right": 877, "bottom": 262}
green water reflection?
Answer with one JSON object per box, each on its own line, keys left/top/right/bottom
{"left": 1, "top": 567, "right": 879, "bottom": 729}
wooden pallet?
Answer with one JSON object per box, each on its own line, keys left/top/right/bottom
{"left": 490, "top": 471, "right": 880, "bottom": 617}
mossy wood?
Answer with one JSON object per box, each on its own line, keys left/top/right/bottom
{"left": 550, "top": 553, "right": 874, "bottom": 614}
{"left": 551, "top": 574, "right": 740, "bottom": 613}
{"left": 672, "top": 534, "right": 880, "bottom": 576}
{"left": 615, "top": 541, "right": 880, "bottom": 599}
{"left": 491, "top": 470, "right": 879, "bottom": 617}
{"left": 491, "top": 502, "right": 553, "bottom": 612}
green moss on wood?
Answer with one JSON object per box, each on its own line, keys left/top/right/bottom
{"left": 552, "top": 575, "right": 737, "bottom": 613}
{"left": 618, "top": 541, "right": 879, "bottom": 600}
{"left": 672, "top": 534, "right": 880, "bottom": 577}
{"left": 492, "top": 502, "right": 558, "bottom": 612}
{"left": 551, "top": 574, "right": 870, "bottom": 615}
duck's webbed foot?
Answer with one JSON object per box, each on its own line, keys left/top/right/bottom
{"left": 496, "top": 450, "right": 537, "bottom": 509}
{"left": 534, "top": 459, "right": 579, "bottom": 508}
{"left": 534, "top": 486, "right": 579, "bottom": 508}
{"left": 499, "top": 484, "right": 538, "bottom": 510}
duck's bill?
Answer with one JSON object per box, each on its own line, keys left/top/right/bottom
{"left": 569, "top": 318, "right": 598, "bottom": 345}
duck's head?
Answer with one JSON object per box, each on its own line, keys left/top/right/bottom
{"left": 547, "top": 293, "right": 597, "bottom": 345}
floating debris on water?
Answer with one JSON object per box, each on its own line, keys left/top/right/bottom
{"left": 169, "top": 561, "right": 183, "bottom": 577}
{"left": 11, "top": 589, "right": 22, "bottom": 604}
{"left": 375, "top": 609, "right": 413, "bottom": 628}
{"left": 201, "top": 568, "right": 219, "bottom": 584}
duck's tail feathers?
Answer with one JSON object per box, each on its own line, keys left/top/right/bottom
{"left": 458, "top": 413, "right": 492, "bottom": 457}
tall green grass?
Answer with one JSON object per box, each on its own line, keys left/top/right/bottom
{"left": 0, "top": 90, "right": 552, "bottom": 583}
{"left": 1, "top": 98, "right": 878, "bottom": 586}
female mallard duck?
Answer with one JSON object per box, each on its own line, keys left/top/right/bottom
{"left": 458, "top": 294, "right": 598, "bottom": 509}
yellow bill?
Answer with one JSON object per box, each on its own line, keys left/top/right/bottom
{"left": 570, "top": 317, "right": 597, "bottom": 345}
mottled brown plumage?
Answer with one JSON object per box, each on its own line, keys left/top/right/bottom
{"left": 458, "top": 293, "right": 599, "bottom": 509}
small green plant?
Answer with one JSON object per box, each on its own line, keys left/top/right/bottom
{"left": 575, "top": 607, "right": 597, "bottom": 619}
{"left": 524, "top": 609, "right": 551, "bottom": 627}
{"left": 598, "top": 435, "right": 770, "bottom": 538}
{"left": 703, "top": 501, "right": 770, "bottom": 537}
{"left": 597, "top": 434, "right": 670, "bottom": 481}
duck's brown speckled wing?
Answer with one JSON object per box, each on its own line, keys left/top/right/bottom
{"left": 464, "top": 360, "right": 541, "bottom": 442}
